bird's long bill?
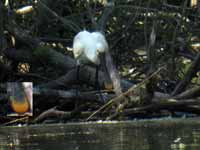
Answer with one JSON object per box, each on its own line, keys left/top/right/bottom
{"left": 103, "top": 51, "right": 122, "bottom": 96}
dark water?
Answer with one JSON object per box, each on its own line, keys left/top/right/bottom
{"left": 1, "top": 118, "right": 200, "bottom": 150}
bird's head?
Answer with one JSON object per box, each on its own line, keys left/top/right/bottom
{"left": 96, "top": 42, "right": 106, "bottom": 54}
{"left": 92, "top": 32, "right": 108, "bottom": 53}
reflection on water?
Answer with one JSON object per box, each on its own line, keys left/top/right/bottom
{"left": 1, "top": 119, "right": 200, "bottom": 150}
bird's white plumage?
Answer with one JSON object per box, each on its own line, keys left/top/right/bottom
{"left": 73, "top": 30, "right": 122, "bottom": 97}
{"left": 73, "top": 30, "right": 108, "bottom": 65}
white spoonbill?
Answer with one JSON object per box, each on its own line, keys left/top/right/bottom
{"left": 73, "top": 30, "right": 122, "bottom": 99}
{"left": 73, "top": 30, "right": 109, "bottom": 101}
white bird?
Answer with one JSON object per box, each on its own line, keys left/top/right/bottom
{"left": 73, "top": 30, "right": 108, "bottom": 66}
{"left": 73, "top": 30, "right": 122, "bottom": 100}
{"left": 73, "top": 30, "right": 109, "bottom": 101}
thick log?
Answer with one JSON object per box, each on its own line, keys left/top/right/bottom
{"left": 33, "top": 87, "right": 113, "bottom": 103}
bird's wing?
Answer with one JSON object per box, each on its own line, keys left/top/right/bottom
{"left": 85, "top": 46, "right": 99, "bottom": 65}
{"left": 73, "top": 37, "right": 84, "bottom": 59}
{"left": 73, "top": 30, "right": 92, "bottom": 59}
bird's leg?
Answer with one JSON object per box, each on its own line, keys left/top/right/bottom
{"left": 75, "top": 62, "right": 80, "bottom": 110}
{"left": 95, "top": 65, "right": 99, "bottom": 90}
{"left": 76, "top": 63, "right": 80, "bottom": 85}
{"left": 95, "top": 65, "right": 105, "bottom": 103}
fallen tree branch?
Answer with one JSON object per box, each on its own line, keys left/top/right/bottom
{"left": 173, "top": 86, "right": 200, "bottom": 100}
{"left": 34, "top": 107, "right": 95, "bottom": 123}
{"left": 33, "top": 87, "right": 114, "bottom": 103}
{"left": 171, "top": 52, "right": 200, "bottom": 96}
{"left": 34, "top": 97, "right": 200, "bottom": 122}
{"left": 123, "top": 97, "right": 200, "bottom": 116}
{"left": 33, "top": 107, "right": 65, "bottom": 123}
{"left": 37, "top": 67, "right": 107, "bottom": 89}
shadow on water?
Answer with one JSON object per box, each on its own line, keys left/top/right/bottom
{"left": 1, "top": 118, "right": 200, "bottom": 150}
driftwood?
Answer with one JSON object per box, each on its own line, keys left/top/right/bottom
{"left": 34, "top": 107, "right": 69, "bottom": 123}
{"left": 34, "top": 107, "right": 95, "bottom": 123}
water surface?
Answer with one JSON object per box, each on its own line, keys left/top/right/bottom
{"left": 1, "top": 118, "right": 200, "bottom": 150}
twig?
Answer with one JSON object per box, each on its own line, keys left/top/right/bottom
{"left": 34, "top": 107, "right": 97, "bottom": 123}
{"left": 3, "top": 116, "right": 29, "bottom": 125}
